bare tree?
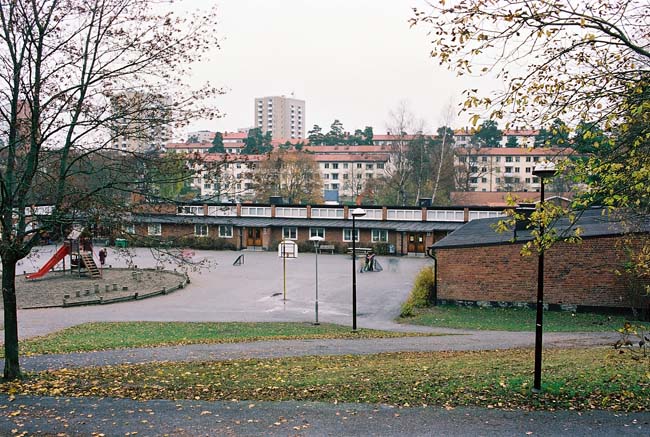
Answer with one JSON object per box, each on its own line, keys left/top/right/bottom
{"left": 0, "top": 0, "right": 220, "bottom": 379}
{"left": 384, "top": 101, "right": 420, "bottom": 205}
{"left": 431, "top": 100, "right": 456, "bottom": 204}
{"left": 251, "top": 150, "right": 323, "bottom": 204}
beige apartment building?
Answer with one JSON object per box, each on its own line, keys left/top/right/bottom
{"left": 254, "top": 95, "right": 305, "bottom": 139}
{"left": 455, "top": 147, "right": 574, "bottom": 192}
{"left": 110, "top": 92, "right": 172, "bottom": 153}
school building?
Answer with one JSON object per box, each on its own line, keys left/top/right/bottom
{"left": 130, "top": 202, "right": 507, "bottom": 255}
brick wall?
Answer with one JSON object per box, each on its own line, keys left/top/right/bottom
{"left": 435, "top": 236, "right": 633, "bottom": 308}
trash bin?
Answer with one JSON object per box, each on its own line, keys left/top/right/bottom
{"left": 115, "top": 238, "right": 127, "bottom": 248}
{"left": 388, "top": 244, "right": 396, "bottom": 254}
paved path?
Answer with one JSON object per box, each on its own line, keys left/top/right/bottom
{"left": 19, "top": 331, "right": 618, "bottom": 373}
{"left": 1, "top": 395, "right": 648, "bottom": 436}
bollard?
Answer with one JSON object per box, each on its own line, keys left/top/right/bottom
{"left": 76, "top": 290, "right": 81, "bottom": 297}
{"left": 112, "top": 283, "right": 117, "bottom": 291}
{"left": 94, "top": 284, "right": 99, "bottom": 293}
{"left": 105, "top": 284, "right": 110, "bottom": 292}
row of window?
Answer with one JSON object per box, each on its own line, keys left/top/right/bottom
{"left": 469, "top": 176, "right": 539, "bottom": 184}
{"left": 146, "top": 224, "right": 389, "bottom": 242}
{"left": 323, "top": 173, "right": 373, "bottom": 180}
{"left": 460, "top": 156, "right": 546, "bottom": 163}
{"left": 286, "top": 227, "right": 388, "bottom": 242}
{"left": 322, "top": 163, "right": 384, "bottom": 170}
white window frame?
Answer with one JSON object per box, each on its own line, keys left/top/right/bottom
{"left": 343, "top": 228, "right": 360, "bottom": 242}
{"left": 371, "top": 229, "right": 388, "bottom": 242}
{"left": 309, "top": 228, "right": 325, "bottom": 239}
{"left": 218, "top": 225, "right": 233, "bottom": 238}
{"left": 283, "top": 226, "right": 298, "bottom": 240}
{"left": 194, "top": 224, "right": 209, "bottom": 237}
{"left": 148, "top": 223, "right": 161, "bottom": 236}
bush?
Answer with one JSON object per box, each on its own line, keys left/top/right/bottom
{"left": 128, "top": 236, "right": 236, "bottom": 251}
{"left": 400, "top": 265, "right": 435, "bottom": 318}
{"left": 371, "top": 242, "right": 390, "bottom": 255}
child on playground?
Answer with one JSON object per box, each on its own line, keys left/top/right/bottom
{"left": 364, "top": 251, "right": 376, "bottom": 272}
{"left": 99, "top": 248, "right": 107, "bottom": 266}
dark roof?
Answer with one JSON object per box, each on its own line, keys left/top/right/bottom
{"left": 134, "top": 214, "right": 460, "bottom": 232}
{"left": 432, "top": 208, "right": 650, "bottom": 249}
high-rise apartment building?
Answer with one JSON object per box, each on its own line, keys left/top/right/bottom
{"left": 254, "top": 95, "right": 305, "bottom": 139}
{"left": 111, "top": 92, "right": 172, "bottom": 153}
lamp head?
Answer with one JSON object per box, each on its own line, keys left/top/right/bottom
{"left": 532, "top": 161, "right": 557, "bottom": 179}
{"left": 351, "top": 207, "right": 367, "bottom": 217}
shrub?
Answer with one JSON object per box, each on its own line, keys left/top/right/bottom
{"left": 371, "top": 242, "right": 390, "bottom": 255}
{"left": 400, "top": 265, "right": 435, "bottom": 318}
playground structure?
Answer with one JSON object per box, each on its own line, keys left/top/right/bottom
{"left": 26, "top": 229, "right": 102, "bottom": 280}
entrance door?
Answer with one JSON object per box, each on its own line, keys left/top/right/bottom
{"left": 246, "top": 228, "right": 262, "bottom": 247}
{"left": 407, "top": 233, "right": 426, "bottom": 254}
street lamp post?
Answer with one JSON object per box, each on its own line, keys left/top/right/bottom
{"left": 350, "top": 207, "right": 366, "bottom": 331}
{"left": 531, "top": 162, "right": 556, "bottom": 393}
{"left": 309, "top": 235, "right": 324, "bottom": 325}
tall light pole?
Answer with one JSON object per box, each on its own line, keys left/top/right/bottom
{"left": 309, "top": 235, "right": 324, "bottom": 325}
{"left": 350, "top": 207, "right": 366, "bottom": 331}
{"left": 531, "top": 161, "right": 556, "bottom": 393}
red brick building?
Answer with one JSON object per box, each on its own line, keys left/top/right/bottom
{"left": 430, "top": 208, "right": 650, "bottom": 312}
{"left": 131, "top": 203, "right": 507, "bottom": 256}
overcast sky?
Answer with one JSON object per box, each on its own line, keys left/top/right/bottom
{"left": 183, "top": 0, "right": 499, "bottom": 137}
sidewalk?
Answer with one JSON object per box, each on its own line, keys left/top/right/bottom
{"left": 18, "top": 330, "right": 618, "bottom": 373}
{"left": 1, "top": 395, "right": 648, "bottom": 436}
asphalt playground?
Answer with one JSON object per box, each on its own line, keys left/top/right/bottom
{"left": 10, "top": 246, "right": 431, "bottom": 339}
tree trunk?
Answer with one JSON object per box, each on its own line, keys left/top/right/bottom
{"left": 2, "top": 255, "right": 21, "bottom": 380}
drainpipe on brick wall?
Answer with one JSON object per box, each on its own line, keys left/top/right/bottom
{"left": 425, "top": 247, "right": 438, "bottom": 306}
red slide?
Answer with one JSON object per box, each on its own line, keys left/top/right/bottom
{"left": 26, "top": 245, "right": 70, "bottom": 279}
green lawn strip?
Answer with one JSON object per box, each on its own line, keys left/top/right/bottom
{"left": 13, "top": 322, "right": 433, "bottom": 356}
{"left": 400, "top": 305, "right": 648, "bottom": 332}
{"left": 3, "top": 348, "right": 648, "bottom": 411}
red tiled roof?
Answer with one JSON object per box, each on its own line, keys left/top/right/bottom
{"left": 201, "top": 153, "right": 266, "bottom": 162}
{"left": 455, "top": 147, "right": 574, "bottom": 156}
{"left": 270, "top": 138, "right": 308, "bottom": 146}
{"left": 223, "top": 131, "right": 247, "bottom": 140}
{"left": 304, "top": 145, "right": 391, "bottom": 153}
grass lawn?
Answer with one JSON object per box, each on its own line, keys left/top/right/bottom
{"left": 12, "top": 322, "right": 432, "bottom": 356}
{"left": 3, "top": 347, "right": 648, "bottom": 411}
{"left": 400, "top": 305, "right": 647, "bottom": 332}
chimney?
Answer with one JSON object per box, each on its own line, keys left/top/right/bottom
{"left": 514, "top": 203, "right": 536, "bottom": 239}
